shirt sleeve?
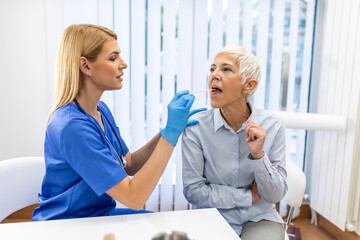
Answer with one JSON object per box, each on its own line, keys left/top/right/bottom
{"left": 248, "top": 121, "right": 288, "bottom": 203}
{"left": 60, "top": 118, "right": 128, "bottom": 196}
{"left": 182, "top": 127, "right": 252, "bottom": 209}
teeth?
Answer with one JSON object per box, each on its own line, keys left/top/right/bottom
{"left": 211, "top": 87, "right": 222, "bottom": 93}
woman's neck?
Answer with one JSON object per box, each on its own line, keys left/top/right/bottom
{"left": 76, "top": 85, "right": 103, "bottom": 117}
{"left": 220, "top": 101, "right": 251, "bottom": 131}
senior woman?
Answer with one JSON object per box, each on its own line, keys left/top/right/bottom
{"left": 181, "top": 46, "right": 287, "bottom": 240}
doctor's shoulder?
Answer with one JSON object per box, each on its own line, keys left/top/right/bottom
{"left": 98, "top": 101, "right": 111, "bottom": 115}
{"left": 48, "top": 103, "right": 84, "bottom": 125}
{"left": 98, "top": 101, "right": 117, "bottom": 124}
{"left": 47, "top": 103, "right": 96, "bottom": 136}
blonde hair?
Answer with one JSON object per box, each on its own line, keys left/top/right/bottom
{"left": 47, "top": 24, "right": 117, "bottom": 124}
{"left": 216, "top": 45, "right": 261, "bottom": 102}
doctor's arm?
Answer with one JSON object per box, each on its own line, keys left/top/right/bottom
{"left": 182, "top": 129, "right": 253, "bottom": 209}
{"left": 124, "top": 133, "right": 161, "bottom": 176}
{"left": 106, "top": 91, "right": 195, "bottom": 210}
{"left": 124, "top": 108, "right": 206, "bottom": 176}
{"left": 107, "top": 137, "right": 174, "bottom": 210}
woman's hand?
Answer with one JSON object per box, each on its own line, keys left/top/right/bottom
{"left": 245, "top": 120, "right": 266, "bottom": 159}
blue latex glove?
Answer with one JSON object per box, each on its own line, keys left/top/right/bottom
{"left": 186, "top": 107, "right": 208, "bottom": 126}
{"left": 160, "top": 90, "right": 195, "bottom": 146}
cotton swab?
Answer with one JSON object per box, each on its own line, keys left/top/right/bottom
{"left": 189, "top": 89, "right": 213, "bottom": 95}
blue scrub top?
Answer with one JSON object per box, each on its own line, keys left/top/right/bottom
{"left": 33, "top": 101, "right": 129, "bottom": 221}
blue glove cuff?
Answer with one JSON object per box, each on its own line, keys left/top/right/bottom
{"left": 160, "top": 127, "right": 180, "bottom": 147}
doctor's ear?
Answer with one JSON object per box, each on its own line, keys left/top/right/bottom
{"left": 79, "top": 57, "right": 91, "bottom": 76}
{"left": 242, "top": 79, "right": 258, "bottom": 94}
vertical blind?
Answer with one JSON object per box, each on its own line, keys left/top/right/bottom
{"left": 45, "top": 0, "right": 316, "bottom": 211}
{"left": 309, "top": 0, "right": 360, "bottom": 232}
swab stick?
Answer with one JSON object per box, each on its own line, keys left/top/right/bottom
{"left": 189, "top": 89, "right": 213, "bottom": 95}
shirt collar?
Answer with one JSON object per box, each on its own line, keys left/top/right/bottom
{"left": 213, "top": 103, "right": 256, "bottom": 133}
{"left": 213, "top": 108, "right": 225, "bottom": 133}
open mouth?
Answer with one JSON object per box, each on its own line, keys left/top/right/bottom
{"left": 211, "top": 87, "right": 223, "bottom": 95}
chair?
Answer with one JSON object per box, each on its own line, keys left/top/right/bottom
{"left": 0, "top": 157, "right": 45, "bottom": 222}
{"left": 283, "top": 158, "right": 306, "bottom": 240}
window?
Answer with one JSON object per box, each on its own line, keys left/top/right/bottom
{"left": 45, "top": 0, "right": 316, "bottom": 211}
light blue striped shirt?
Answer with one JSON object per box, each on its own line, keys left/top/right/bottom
{"left": 181, "top": 105, "right": 287, "bottom": 235}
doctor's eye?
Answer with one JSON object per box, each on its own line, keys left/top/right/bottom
{"left": 110, "top": 56, "right": 117, "bottom": 61}
{"left": 210, "top": 67, "right": 215, "bottom": 72}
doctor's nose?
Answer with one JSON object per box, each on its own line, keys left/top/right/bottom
{"left": 119, "top": 57, "right": 128, "bottom": 69}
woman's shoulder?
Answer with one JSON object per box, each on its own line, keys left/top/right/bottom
{"left": 190, "top": 107, "right": 214, "bottom": 121}
{"left": 98, "top": 101, "right": 111, "bottom": 114}
{"left": 255, "top": 108, "right": 282, "bottom": 120}
{"left": 186, "top": 108, "right": 214, "bottom": 133}
{"left": 47, "top": 103, "right": 94, "bottom": 134}
{"left": 252, "top": 108, "right": 285, "bottom": 129}
{"left": 98, "top": 101, "right": 116, "bottom": 125}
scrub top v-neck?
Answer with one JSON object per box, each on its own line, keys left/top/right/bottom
{"left": 33, "top": 101, "right": 129, "bottom": 221}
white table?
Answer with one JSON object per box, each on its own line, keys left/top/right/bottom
{"left": 0, "top": 208, "right": 240, "bottom": 239}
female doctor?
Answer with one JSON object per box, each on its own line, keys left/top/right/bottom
{"left": 32, "top": 24, "right": 201, "bottom": 220}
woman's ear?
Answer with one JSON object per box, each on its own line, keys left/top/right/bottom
{"left": 79, "top": 57, "right": 91, "bottom": 76}
{"left": 243, "top": 78, "right": 258, "bottom": 94}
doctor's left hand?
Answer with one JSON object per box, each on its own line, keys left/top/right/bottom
{"left": 160, "top": 90, "right": 195, "bottom": 147}
{"left": 186, "top": 107, "right": 207, "bottom": 127}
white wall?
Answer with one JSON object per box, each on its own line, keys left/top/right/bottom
{"left": 0, "top": 0, "right": 49, "bottom": 160}
{"left": 307, "top": 0, "right": 360, "bottom": 232}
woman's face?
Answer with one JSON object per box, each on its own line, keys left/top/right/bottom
{"left": 88, "top": 39, "right": 127, "bottom": 91}
{"left": 208, "top": 53, "right": 246, "bottom": 108}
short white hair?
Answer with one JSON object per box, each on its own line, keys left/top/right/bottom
{"left": 216, "top": 45, "right": 261, "bottom": 102}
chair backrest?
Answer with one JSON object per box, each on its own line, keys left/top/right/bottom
{"left": 0, "top": 157, "right": 45, "bottom": 222}
{"left": 282, "top": 158, "right": 306, "bottom": 208}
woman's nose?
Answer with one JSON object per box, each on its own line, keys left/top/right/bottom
{"left": 210, "top": 70, "right": 221, "bottom": 80}
{"left": 119, "top": 58, "right": 128, "bottom": 69}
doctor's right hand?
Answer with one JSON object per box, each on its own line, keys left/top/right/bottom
{"left": 160, "top": 90, "right": 195, "bottom": 147}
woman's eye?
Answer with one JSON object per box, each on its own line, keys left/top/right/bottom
{"left": 110, "top": 57, "right": 116, "bottom": 61}
{"left": 224, "top": 67, "right": 231, "bottom": 71}
{"left": 210, "top": 68, "right": 215, "bottom": 72}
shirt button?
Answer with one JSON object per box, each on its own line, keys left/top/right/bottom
{"left": 260, "top": 167, "right": 264, "bottom": 170}
{"left": 234, "top": 152, "right": 237, "bottom": 156}
{"left": 233, "top": 184, "right": 236, "bottom": 187}
{"left": 234, "top": 169, "right": 238, "bottom": 173}
{"left": 242, "top": 210, "right": 246, "bottom": 213}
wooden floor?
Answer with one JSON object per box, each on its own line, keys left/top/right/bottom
{"left": 287, "top": 203, "right": 360, "bottom": 240}
{"left": 291, "top": 218, "right": 336, "bottom": 240}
